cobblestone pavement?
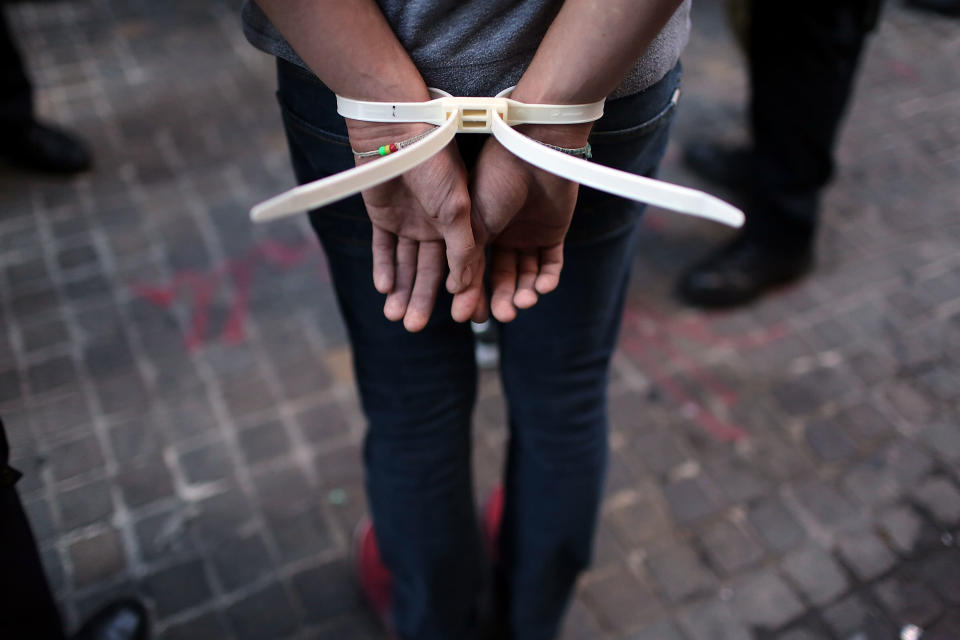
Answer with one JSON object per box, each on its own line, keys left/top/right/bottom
{"left": 1, "top": 1, "right": 958, "bottom": 639}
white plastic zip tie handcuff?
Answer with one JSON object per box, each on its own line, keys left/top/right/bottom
{"left": 250, "top": 87, "right": 745, "bottom": 228}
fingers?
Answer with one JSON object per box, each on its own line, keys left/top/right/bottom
{"left": 420, "top": 171, "right": 476, "bottom": 294}
{"left": 489, "top": 248, "right": 518, "bottom": 323}
{"left": 488, "top": 244, "right": 565, "bottom": 322}
{"left": 378, "top": 239, "right": 447, "bottom": 333}
{"left": 451, "top": 252, "right": 486, "bottom": 324}
{"left": 535, "top": 244, "right": 564, "bottom": 295}
{"left": 371, "top": 226, "right": 396, "bottom": 294}
{"left": 513, "top": 251, "right": 539, "bottom": 309}
{"left": 383, "top": 237, "right": 417, "bottom": 322}
{"left": 403, "top": 242, "right": 445, "bottom": 332}
{"left": 441, "top": 212, "right": 479, "bottom": 295}
{"left": 470, "top": 293, "right": 489, "bottom": 324}
{"left": 378, "top": 240, "right": 558, "bottom": 329}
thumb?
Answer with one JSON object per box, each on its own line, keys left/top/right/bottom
{"left": 442, "top": 213, "right": 481, "bottom": 294}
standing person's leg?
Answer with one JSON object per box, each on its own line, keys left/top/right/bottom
{"left": 275, "top": 59, "right": 484, "bottom": 640}
{"left": 678, "top": 0, "right": 882, "bottom": 307}
{"left": 0, "top": 6, "right": 33, "bottom": 127}
{"left": 493, "top": 66, "right": 682, "bottom": 640}
{"left": 2, "top": 417, "right": 150, "bottom": 640}
{"left": 0, "top": 6, "right": 90, "bottom": 173}
{"left": 747, "top": 0, "right": 881, "bottom": 244}
{"left": 0, "top": 419, "right": 68, "bottom": 640}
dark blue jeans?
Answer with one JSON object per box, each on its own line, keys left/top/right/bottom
{"left": 276, "top": 59, "right": 680, "bottom": 640}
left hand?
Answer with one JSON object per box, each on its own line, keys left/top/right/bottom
{"left": 349, "top": 120, "right": 486, "bottom": 331}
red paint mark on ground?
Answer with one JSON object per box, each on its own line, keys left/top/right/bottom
{"left": 223, "top": 261, "right": 254, "bottom": 345}
{"left": 636, "top": 306, "right": 788, "bottom": 349}
{"left": 621, "top": 336, "right": 746, "bottom": 443}
{"left": 187, "top": 275, "right": 215, "bottom": 352}
{"left": 131, "top": 240, "right": 322, "bottom": 351}
{"left": 619, "top": 307, "right": 790, "bottom": 443}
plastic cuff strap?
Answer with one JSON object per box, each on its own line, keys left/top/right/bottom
{"left": 250, "top": 87, "right": 744, "bottom": 229}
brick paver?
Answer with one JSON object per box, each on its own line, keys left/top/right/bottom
{"left": 1, "top": 1, "right": 958, "bottom": 639}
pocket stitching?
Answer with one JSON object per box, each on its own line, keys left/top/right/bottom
{"left": 590, "top": 87, "right": 681, "bottom": 143}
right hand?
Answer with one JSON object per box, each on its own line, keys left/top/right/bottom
{"left": 347, "top": 120, "right": 486, "bottom": 332}
{"left": 469, "top": 123, "right": 591, "bottom": 322}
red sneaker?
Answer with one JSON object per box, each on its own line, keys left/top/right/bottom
{"left": 356, "top": 490, "right": 504, "bottom": 638}
{"left": 482, "top": 484, "right": 505, "bottom": 564}
{"left": 354, "top": 517, "right": 395, "bottom": 637}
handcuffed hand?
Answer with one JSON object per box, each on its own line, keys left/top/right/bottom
{"left": 469, "top": 123, "right": 591, "bottom": 322}
{"left": 353, "top": 120, "right": 591, "bottom": 330}
{"left": 348, "top": 120, "right": 486, "bottom": 332}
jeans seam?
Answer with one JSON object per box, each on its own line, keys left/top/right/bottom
{"left": 590, "top": 87, "right": 681, "bottom": 143}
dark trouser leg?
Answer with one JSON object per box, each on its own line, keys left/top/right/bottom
{"left": 494, "top": 67, "right": 681, "bottom": 640}
{"left": 327, "top": 248, "right": 484, "bottom": 640}
{"left": 276, "top": 60, "right": 484, "bottom": 640}
{"left": 0, "top": 7, "right": 33, "bottom": 127}
{"left": 495, "top": 223, "right": 635, "bottom": 640}
{"left": 0, "top": 489, "right": 67, "bottom": 640}
{"left": 747, "top": 0, "right": 881, "bottom": 245}
{"left": 0, "top": 419, "right": 66, "bottom": 640}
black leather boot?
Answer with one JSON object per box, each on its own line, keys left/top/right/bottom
{"left": 71, "top": 599, "right": 149, "bottom": 640}
{"left": 676, "top": 232, "right": 814, "bottom": 308}
{"left": 0, "top": 119, "right": 92, "bottom": 174}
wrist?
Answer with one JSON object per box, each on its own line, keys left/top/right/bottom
{"left": 346, "top": 121, "right": 436, "bottom": 155}
{"left": 342, "top": 73, "right": 433, "bottom": 153}
{"left": 514, "top": 122, "right": 593, "bottom": 149}
{"left": 508, "top": 84, "right": 596, "bottom": 148}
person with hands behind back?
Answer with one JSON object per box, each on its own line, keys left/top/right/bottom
{"left": 243, "top": 1, "right": 689, "bottom": 638}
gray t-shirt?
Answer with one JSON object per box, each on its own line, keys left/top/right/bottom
{"left": 242, "top": 0, "right": 690, "bottom": 99}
